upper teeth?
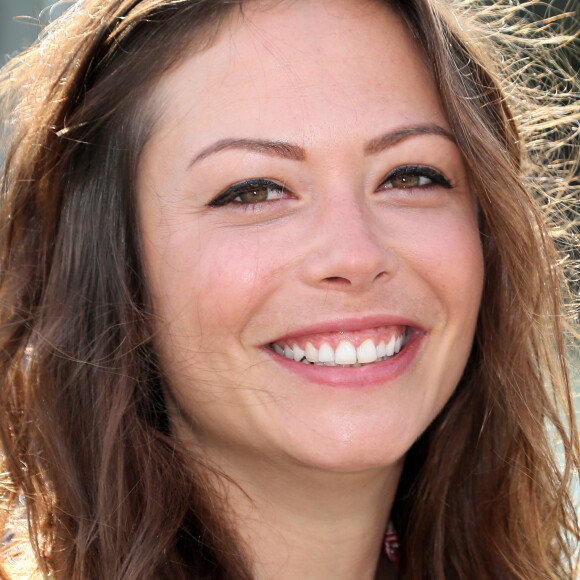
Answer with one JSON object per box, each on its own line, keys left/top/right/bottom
{"left": 272, "top": 334, "right": 405, "bottom": 366}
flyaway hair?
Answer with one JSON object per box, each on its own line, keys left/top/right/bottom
{"left": 0, "top": 0, "right": 578, "bottom": 578}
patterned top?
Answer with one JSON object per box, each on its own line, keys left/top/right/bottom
{"left": 383, "top": 521, "right": 400, "bottom": 570}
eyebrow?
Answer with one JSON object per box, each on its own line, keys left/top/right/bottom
{"left": 363, "top": 123, "right": 456, "bottom": 155}
{"left": 189, "top": 138, "right": 306, "bottom": 166}
{"left": 188, "top": 123, "right": 456, "bottom": 168}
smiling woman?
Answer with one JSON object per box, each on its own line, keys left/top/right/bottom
{"left": 0, "top": 1, "right": 578, "bottom": 579}
{"left": 138, "top": 4, "right": 483, "bottom": 488}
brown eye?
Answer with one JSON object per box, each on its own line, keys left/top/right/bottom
{"left": 389, "top": 173, "right": 423, "bottom": 189}
{"left": 209, "top": 179, "right": 287, "bottom": 207}
{"left": 380, "top": 165, "right": 452, "bottom": 191}
{"left": 238, "top": 186, "right": 272, "bottom": 203}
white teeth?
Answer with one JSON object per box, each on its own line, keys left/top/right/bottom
{"left": 377, "top": 341, "right": 387, "bottom": 358}
{"left": 305, "top": 341, "right": 319, "bottom": 363}
{"left": 335, "top": 340, "right": 357, "bottom": 365}
{"left": 318, "top": 342, "right": 334, "bottom": 363}
{"left": 356, "top": 338, "right": 378, "bottom": 364}
{"left": 385, "top": 335, "right": 396, "bottom": 357}
{"left": 293, "top": 344, "right": 305, "bottom": 362}
{"left": 273, "top": 330, "right": 407, "bottom": 366}
{"left": 395, "top": 335, "right": 403, "bottom": 354}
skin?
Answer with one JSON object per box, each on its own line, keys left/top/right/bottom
{"left": 137, "top": 1, "right": 484, "bottom": 578}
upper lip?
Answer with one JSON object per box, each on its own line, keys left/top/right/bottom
{"left": 266, "top": 314, "right": 425, "bottom": 345}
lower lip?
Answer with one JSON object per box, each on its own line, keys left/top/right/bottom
{"left": 264, "top": 331, "right": 425, "bottom": 389}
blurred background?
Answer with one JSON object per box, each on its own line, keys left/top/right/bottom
{"left": 1, "top": 1, "right": 67, "bottom": 61}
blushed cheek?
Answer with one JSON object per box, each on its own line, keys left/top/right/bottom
{"left": 189, "top": 232, "right": 287, "bottom": 339}
{"left": 404, "top": 215, "right": 483, "bottom": 312}
{"left": 445, "top": 222, "right": 484, "bottom": 303}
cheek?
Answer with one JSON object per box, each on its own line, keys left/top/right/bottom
{"left": 197, "top": 232, "right": 283, "bottom": 329}
{"left": 144, "top": 223, "right": 288, "bottom": 347}
{"left": 402, "top": 210, "right": 484, "bottom": 311}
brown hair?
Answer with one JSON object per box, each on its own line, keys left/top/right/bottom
{"left": 0, "top": 0, "right": 578, "bottom": 578}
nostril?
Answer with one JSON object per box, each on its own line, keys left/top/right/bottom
{"left": 324, "top": 270, "right": 388, "bottom": 286}
{"left": 324, "top": 276, "right": 351, "bottom": 286}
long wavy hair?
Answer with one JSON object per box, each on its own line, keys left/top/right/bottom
{"left": 0, "top": 0, "right": 578, "bottom": 578}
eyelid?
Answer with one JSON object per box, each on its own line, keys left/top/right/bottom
{"left": 208, "top": 165, "right": 451, "bottom": 207}
{"left": 380, "top": 165, "right": 453, "bottom": 189}
{"left": 209, "top": 178, "right": 287, "bottom": 207}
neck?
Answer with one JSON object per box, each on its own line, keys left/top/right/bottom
{"left": 216, "top": 458, "right": 403, "bottom": 580}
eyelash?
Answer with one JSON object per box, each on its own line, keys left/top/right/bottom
{"left": 209, "top": 178, "right": 287, "bottom": 207}
{"left": 379, "top": 165, "right": 452, "bottom": 191}
{"left": 208, "top": 165, "right": 452, "bottom": 208}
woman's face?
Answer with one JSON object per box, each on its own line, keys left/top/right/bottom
{"left": 138, "top": 0, "right": 484, "bottom": 476}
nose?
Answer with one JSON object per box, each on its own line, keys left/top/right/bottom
{"left": 300, "top": 197, "right": 397, "bottom": 292}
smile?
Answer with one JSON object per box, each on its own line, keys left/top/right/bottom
{"left": 270, "top": 326, "right": 410, "bottom": 367}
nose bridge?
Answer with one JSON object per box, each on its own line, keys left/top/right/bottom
{"left": 301, "top": 191, "right": 396, "bottom": 290}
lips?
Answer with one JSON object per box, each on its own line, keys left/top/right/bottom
{"left": 271, "top": 326, "right": 409, "bottom": 367}
{"left": 265, "top": 318, "right": 424, "bottom": 388}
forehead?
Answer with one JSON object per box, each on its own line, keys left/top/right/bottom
{"left": 145, "top": 0, "right": 447, "bottom": 158}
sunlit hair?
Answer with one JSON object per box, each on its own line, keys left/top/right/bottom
{"left": 0, "top": 0, "right": 578, "bottom": 578}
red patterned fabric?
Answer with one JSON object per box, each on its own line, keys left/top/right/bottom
{"left": 383, "top": 521, "right": 400, "bottom": 570}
